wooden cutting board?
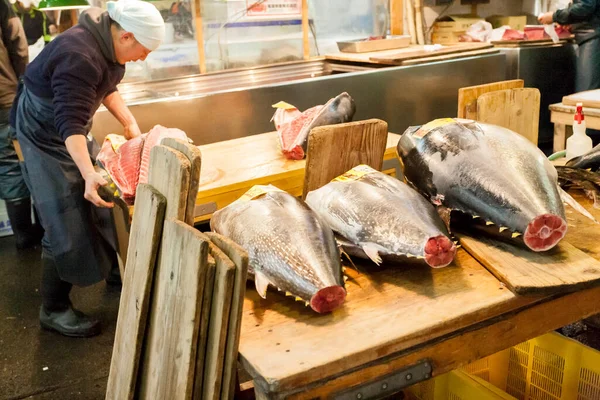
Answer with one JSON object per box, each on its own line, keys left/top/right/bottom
{"left": 302, "top": 119, "right": 388, "bottom": 199}
{"left": 457, "top": 79, "right": 524, "bottom": 120}
{"left": 193, "top": 254, "right": 216, "bottom": 400}
{"left": 202, "top": 242, "right": 236, "bottom": 400}
{"left": 138, "top": 220, "right": 210, "bottom": 400}
{"left": 477, "top": 88, "right": 541, "bottom": 145}
{"left": 148, "top": 145, "right": 191, "bottom": 221}
{"left": 370, "top": 42, "right": 493, "bottom": 64}
{"left": 105, "top": 184, "right": 166, "bottom": 400}
{"left": 459, "top": 235, "right": 600, "bottom": 295}
{"left": 205, "top": 233, "right": 249, "bottom": 400}
{"left": 161, "top": 138, "right": 202, "bottom": 226}
{"left": 563, "top": 89, "right": 600, "bottom": 108}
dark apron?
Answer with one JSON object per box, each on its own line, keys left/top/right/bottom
{"left": 15, "top": 84, "right": 117, "bottom": 286}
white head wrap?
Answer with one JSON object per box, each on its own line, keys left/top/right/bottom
{"left": 107, "top": 0, "right": 165, "bottom": 51}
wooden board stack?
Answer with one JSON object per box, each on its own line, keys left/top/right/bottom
{"left": 105, "top": 139, "right": 249, "bottom": 400}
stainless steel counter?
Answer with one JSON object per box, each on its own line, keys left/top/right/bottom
{"left": 91, "top": 53, "right": 507, "bottom": 146}
{"left": 498, "top": 43, "right": 576, "bottom": 148}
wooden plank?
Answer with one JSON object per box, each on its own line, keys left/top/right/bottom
{"left": 337, "top": 36, "right": 411, "bottom": 53}
{"left": 401, "top": 48, "right": 499, "bottom": 66}
{"left": 459, "top": 235, "right": 600, "bottom": 295}
{"left": 275, "top": 284, "right": 600, "bottom": 399}
{"left": 492, "top": 38, "right": 571, "bottom": 46}
{"left": 138, "top": 220, "right": 209, "bottom": 400}
{"left": 457, "top": 79, "right": 524, "bottom": 120}
{"left": 205, "top": 232, "right": 249, "bottom": 400}
{"left": 148, "top": 145, "right": 191, "bottom": 221}
{"left": 476, "top": 88, "right": 541, "bottom": 144}
{"left": 202, "top": 242, "right": 236, "bottom": 400}
{"left": 161, "top": 138, "right": 202, "bottom": 226}
{"left": 302, "top": 119, "right": 388, "bottom": 198}
{"left": 325, "top": 44, "right": 475, "bottom": 65}
{"left": 193, "top": 0, "right": 206, "bottom": 73}
{"left": 370, "top": 43, "right": 492, "bottom": 63}
{"left": 302, "top": 0, "right": 309, "bottom": 60}
{"left": 390, "top": 0, "right": 403, "bottom": 35}
{"left": 563, "top": 89, "right": 600, "bottom": 108}
{"left": 106, "top": 184, "right": 166, "bottom": 400}
{"left": 192, "top": 255, "right": 216, "bottom": 400}
{"left": 414, "top": 0, "right": 424, "bottom": 45}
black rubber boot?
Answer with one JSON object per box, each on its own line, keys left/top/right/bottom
{"left": 39, "top": 256, "right": 100, "bottom": 338}
{"left": 5, "top": 197, "right": 43, "bottom": 250}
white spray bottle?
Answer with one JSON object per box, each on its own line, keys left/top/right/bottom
{"left": 566, "top": 102, "right": 593, "bottom": 160}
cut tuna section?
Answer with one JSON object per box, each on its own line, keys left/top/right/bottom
{"left": 397, "top": 119, "right": 567, "bottom": 252}
{"left": 274, "top": 92, "right": 356, "bottom": 160}
{"left": 96, "top": 125, "right": 188, "bottom": 199}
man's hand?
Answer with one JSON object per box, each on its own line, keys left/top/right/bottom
{"left": 124, "top": 123, "right": 142, "bottom": 140}
{"left": 538, "top": 12, "right": 554, "bottom": 25}
{"left": 83, "top": 171, "right": 114, "bottom": 208}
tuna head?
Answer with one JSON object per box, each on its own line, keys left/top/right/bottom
{"left": 306, "top": 167, "right": 456, "bottom": 268}
{"left": 210, "top": 190, "right": 346, "bottom": 313}
{"left": 397, "top": 119, "right": 567, "bottom": 252}
{"left": 289, "top": 92, "right": 356, "bottom": 159}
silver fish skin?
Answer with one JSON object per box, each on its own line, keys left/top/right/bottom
{"left": 293, "top": 92, "right": 356, "bottom": 153}
{"left": 306, "top": 169, "right": 456, "bottom": 268}
{"left": 397, "top": 120, "right": 567, "bottom": 252}
{"left": 210, "top": 190, "right": 345, "bottom": 313}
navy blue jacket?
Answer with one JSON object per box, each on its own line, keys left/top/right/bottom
{"left": 19, "top": 8, "right": 124, "bottom": 141}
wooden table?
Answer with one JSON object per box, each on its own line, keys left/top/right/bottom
{"left": 238, "top": 192, "right": 600, "bottom": 399}
{"left": 550, "top": 102, "right": 600, "bottom": 152}
{"left": 193, "top": 131, "right": 401, "bottom": 223}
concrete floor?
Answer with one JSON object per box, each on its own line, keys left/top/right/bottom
{"left": 0, "top": 235, "right": 120, "bottom": 400}
{"left": 2, "top": 234, "right": 599, "bottom": 400}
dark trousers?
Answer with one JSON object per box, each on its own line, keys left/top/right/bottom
{"left": 41, "top": 255, "right": 72, "bottom": 312}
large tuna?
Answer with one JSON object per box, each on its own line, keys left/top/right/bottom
{"left": 306, "top": 165, "right": 456, "bottom": 268}
{"left": 210, "top": 185, "right": 345, "bottom": 313}
{"left": 276, "top": 92, "right": 356, "bottom": 160}
{"left": 397, "top": 118, "right": 567, "bottom": 252}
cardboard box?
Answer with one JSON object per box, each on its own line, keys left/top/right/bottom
{"left": 432, "top": 15, "right": 484, "bottom": 34}
{"left": 486, "top": 15, "right": 527, "bottom": 31}
{"left": 431, "top": 31, "right": 463, "bottom": 44}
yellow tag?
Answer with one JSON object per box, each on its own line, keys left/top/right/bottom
{"left": 238, "top": 184, "right": 284, "bottom": 202}
{"left": 332, "top": 164, "right": 376, "bottom": 183}
{"left": 412, "top": 118, "right": 457, "bottom": 139}
{"left": 105, "top": 134, "right": 127, "bottom": 152}
{"left": 271, "top": 101, "right": 297, "bottom": 110}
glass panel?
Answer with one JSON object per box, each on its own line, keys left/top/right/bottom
{"left": 121, "top": 0, "right": 201, "bottom": 82}
{"left": 202, "top": 0, "right": 304, "bottom": 72}
{"left": 308, "top": 0, "right": 389, "bottom": 55}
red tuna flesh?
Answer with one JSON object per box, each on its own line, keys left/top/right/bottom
{"left": 96, "top": 125, "right": 188, "bottom": 199}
